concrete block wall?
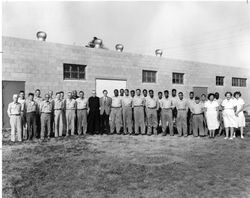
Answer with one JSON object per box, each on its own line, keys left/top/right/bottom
{"left": 2, "top": 36, "right": 250, "bottom": 102}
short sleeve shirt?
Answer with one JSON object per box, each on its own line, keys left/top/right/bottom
{"left": 26, "top": 100, "right": 38, "bottom": 113}
{"left": 204, "top": 100, "right": 219, "bottom": 112}
{"left": 160, "top": 98, "right": 173, "bottom": 109}
{"left": 76, "top": 98, "right": 88, "bottom": 109}
{"left": 122, "top": 96, "right": 133, "bottom": 107}
{"left": 132, "top": 96, "right": 145, "bottom": 107}
{"left": 146, "top": 97, "right": 158, "bottom": 108}
{"left": 221, "top": 99, "right": 236, "bottom": 110}
{"left": 111, "top": 97, "right": 122, "bottom": 108}
{"left": 234, "top": 98, "right": 245, "bottom": 112}
{"left": 66, "top": 99, "right": 77, "bottom": 110}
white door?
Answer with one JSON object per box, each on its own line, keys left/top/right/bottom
{"left": 96, "top": 79, "right": 127, "bottom": 97}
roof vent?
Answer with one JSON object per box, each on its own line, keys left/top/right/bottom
{"left": 36, "top": 31, "right": 47, "bottom": 41}
{"left": 155, "top": 49, "right": 163, "bottom": 57}
{"left": 115, "top": 44, "right": 124, "bottom": 52}
{"left": 94, "top": 39, "right": 103, "bottom": 48}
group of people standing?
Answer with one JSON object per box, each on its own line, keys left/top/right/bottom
{"left": 7, "top": 88, "right": 246, "bottom": 142}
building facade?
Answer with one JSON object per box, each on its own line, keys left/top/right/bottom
{"left": 2, "top": 36, "right": 250, "bottom": 127}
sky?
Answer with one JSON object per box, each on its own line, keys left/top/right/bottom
{"left": 2, "top": 1, "right": 250, "bottom": 68}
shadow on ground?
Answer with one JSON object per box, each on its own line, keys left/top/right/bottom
{"left": 2, "top": 133, "right": 250, "bottom": 198}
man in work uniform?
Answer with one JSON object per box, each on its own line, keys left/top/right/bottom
{"left": 145, "top": 90, "right": 159, "bottom": 135}
{"left": 18, "top": 90, "right": 27, "bottom": 139}
{"left": 100, "top": 90, "right": 112, "bottom": 134}
{"left": 87, "top": 90, "right": 100, "bottom": 134}
{"left": 76, "top": 91, "right": 88, "bottom": 135}
{"left": 34, "top": 89, "right": 44, "bottom": 138}
{"left": 65, "top": 92, "right": 77, "bottom": 136}
{"left": 110, "top": 89, "right": 122, "bottom": 134}
{"left": 122, "top": 89, "right": 133, "bottom": 135}
{"left": 40, "top": 94, "right": 53, "bottom": 140}
{"left": 7, "top": 94, "right": 22, "bottom": 142}
{"left": 54, "top": 92, "right": 64, "bottom": 137}
{"left": 48, "top": 90, "right": 55, "bottom": 136}
{"left": 60, "top": 91, "right": 67, "bottom": 135}
{"left": 191, "top": 97, "right": 205, "bottom": 137}
{"left": 132, "top": 89, "right": 146, "bottom": 135}
{"left": 187, "top": 91, "right": 195, "bottom": 135}
{"left": 25, "top": 93, "right": 39, "bottom": 140}
{"left": 160, "top": 90, "right": 174, "bottom": 136}
{"left": 157, "top": 91, "right": 163, "bottom": 133}
{"left": 176, "top": 92, "right": 188, "bottom": 137}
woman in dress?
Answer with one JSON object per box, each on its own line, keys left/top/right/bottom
{"left": 204, "top": 93, "right": 219, "bottom": 138}
{"left": 221, "top": 92, "right": 237, "bottom": 140}
{"left": 233, "top": 91, "right": 245, "bottom": 139}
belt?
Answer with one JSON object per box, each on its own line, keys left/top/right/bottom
{"left": 66, "top": 109, "right": 76, "bottom": 110}
{"left": 134, "top": 105, "right": 143, "bottom": 107}
{"left": 10, "top": 114, "right": 20, "bottom": 116}
{"left": 193, "top": 113, "right": 203, "bottom": 115}
{"left": 41, "top": 112, "right": 51, "bottom": 114}
{"left": 148, "top": 107, "right": 157, "bottom": 109}
{"left": 54, "top": 109, "right": 63, "bottom": 110}
{"left": 178, "top": 109, "right": 186, "bottom": 111}
{"left": 26, "top": 111, "right": 36, "bottom": 113}
{"left": 77, "top": 108, "right": 87, "bottom": 110}
{"left": 163, "top": 108, "right": 172, "bottom": 110}
{"left": 111, "top": 106, "right": 121, "bottom": 108}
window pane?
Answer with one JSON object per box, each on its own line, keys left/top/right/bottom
{"left": 71, "top": 72, "right": 78, "bottom": 79}
{"left": 64, "top": 72, "right": 70, "bottom": 79}
{"left": 64, "top": 65, "right": 70, "bottom": 72}
{"left": 71, "top": 66, "right": 78, "bottom": 72}
{"left": 79, "top": 66, "right": 85, "bottom": 72}
{"left": 79, "top": 73, "right": 85, "bottom": 79}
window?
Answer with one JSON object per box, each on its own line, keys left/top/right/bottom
{"left": 232, "top": 77, "right": 247, "bottom": 87}
{"left": 216, "top": 76, "right": 224, "bottom": 86}
{"left": 142, "top": 70, "right": 157, "bottom": 83}
{"left": 63, "top": 64, "right": 86, "bottom": 80}
{"left": 172, "top": 73, "right": 184, "bottom": 84}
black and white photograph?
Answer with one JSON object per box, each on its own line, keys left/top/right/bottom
{"left": 1, "top": 0, "right": 250, "bottom": 197}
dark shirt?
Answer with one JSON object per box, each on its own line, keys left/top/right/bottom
{"left": 88, "top": 96, "right": 100, "bottom": 111}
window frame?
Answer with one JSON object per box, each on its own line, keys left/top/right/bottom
{"left": 63, "top": 63, "right": 86, "bottom": 80}
{"left": 232, "top": 77, "right": 247, "bottom": 87}
{"left": 142, "top": 70, "right": 157, "bottom": 83}
{"left": 216, "top": 76, "right": 224, "bottom": 86}
{"left": 172, "top": 72, "right": 184, "bottom": 84}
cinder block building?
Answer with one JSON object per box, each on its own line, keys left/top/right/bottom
{"left": 2, "top": 35, "right": 250, "bottom": 128}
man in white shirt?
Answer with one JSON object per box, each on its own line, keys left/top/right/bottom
{"left": 18, "top": 90, "right": 27, "bottom": 139}
{"left": 122, "top": 89, "right": 133, "bottom": 134}
{"left": 110, "top": 89, "right": 122, "bottom": 134}
{"left": 176, "top": 92, "right": 188, "bottom": 137}
{"left": 76, "top": 91, "right": 88, "bottom": 135}
{"left": 146, "top": 90, "right": 159, "bottom": 135}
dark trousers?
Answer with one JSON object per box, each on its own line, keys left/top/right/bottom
{"left": 187, "top": 109, "right": 193, "bottom": 135}
{"left": 36, "top": 114, "right": 41, "bottom": 138}
{"left": 26, "top": 112, "right": 37, "bottom": 139}
{"left": 100, "top": 112, "right": 109, "bottom": 134}
{"left": 87, "top": 110, "right": 100, "bottom": 134}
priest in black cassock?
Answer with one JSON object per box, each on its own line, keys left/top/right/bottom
{"left": 87, "top": 90, "right": 100, "bottom": 134}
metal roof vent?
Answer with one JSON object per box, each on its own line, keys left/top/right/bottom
{"left": 155, "top": 49, "right": 163, "bottom": 57}
{"left": 94, "top": 39, "right": 103, "bottom": 48}
{"left": 36, "top": 31, "right": 47, "bottom": 41}
{"left": 115, "top": 44, "right": 124, "bottom": 52}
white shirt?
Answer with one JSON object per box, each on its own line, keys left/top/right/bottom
{"left": 221, "top": 98, "right": 236, "bottom": 110}
{"left": 204, "top": 100, "right": 219, "bottom": 112}
{"left": 111, "top": 96, "right": 122, "bottom": 107}
{"left": 122, "top": 96, "right": 133, "bottom": 107}
{"left": 76, "top": 98, "right": 88, "bottom": 109}
{"left": 146, "top": 97, "right": 158, "bottom": 108}
{"left": 160, "top": 97, "right": 173, "bottom": 109}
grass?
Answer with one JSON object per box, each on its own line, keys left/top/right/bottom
{"left": 2, "top": 133, "right": 250, "bottom": 198}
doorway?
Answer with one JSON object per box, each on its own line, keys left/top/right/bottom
{"left": 193, "top": 87, "right": 208, "bottom": 98}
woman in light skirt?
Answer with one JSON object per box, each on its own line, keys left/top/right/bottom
{"left": 204, "top": 93, "right": 219, "bottom": 138}
{"left": 233, "top": 91, "right": 245, "bottom": 139}
{"left": 221, "top": 92, "right": 237, "bottom": 140}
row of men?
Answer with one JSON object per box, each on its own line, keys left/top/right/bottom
{"left": 7, "top": 88, "right": 246, "bottom": 142}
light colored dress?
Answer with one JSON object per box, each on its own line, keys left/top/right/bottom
{"left": 221, "top": 98, "right": 237, "bottom": 128}
{"left": 204, "top": 100, "right": 219, "bottom": 130}
{"left": 234, "top": 98, "right": 245, "bottom": 127}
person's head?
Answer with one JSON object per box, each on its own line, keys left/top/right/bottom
{"left": 225, "top": 92, "right": 232, "bottom": 100}
{"left": 60, "top": 91, "right": 64, "bottom": 99}
{"left": 114, "top": 89, "right": 119, "bottom": 97}
{"left": 67, "top": 92, "right": 72, "bottom": 99}
{"left": 208, "top": 93, "right": 215, "bottom": 101}
{"left": 44, "top": 94, "right": 50, "bottom": 102}
{"left": 143, "top": 89, "right": 147, "bottom": 97}
{"left": 195, "top": 96, "right": 200, "bottom": 104}
{"left": 56, "top": 92, "right": 61, "bottom": 100}
{"left": 189, "top": 91, "right": 194, "bottom": 99}
{"left": 28, "top": 93, "right": 34, "bottom": 101}
{"left": 234, "top": 91, "right": 241, "bottom": 99}
{"left": 201, "top": 94, "right": 206, "bottom": 102}
{"left": 120, "top": 89, "right": 124, "bottom": 96}
{"left": 35, "top": 89, "right": 41, "bottom": 97}
{"left": 149, "top": 90, "right": 154, "bottom": 98}
{"left": 178, "top": 92, "right": 184, "bottom": 100}
{"left": 136, "top": 89, "right": 141, "bottom": 96}
{"left": 103, "top": 90, "right": 108, "bottom": 97}
{"left": 79, "top": 91, "right": 84, "bottom": 98}
{"left": 72, "top": 90, "right": 77, "bottom": 97}
{"left": 48, "top": 90, "right": 53, "bottom": 97}
{"left": 13, "top": 94, "right": 19, "bottom": 103}
{"left": 214, "top": 92, "right": 219, "bottom": 100}
{"left": 164, "top": 90, "right": 169, "bottom": 98}
{"left": 158, "top": 92, "right": 163, "bottom": 99}
{"left": 130, "top": 90, "right": 135, "bottom": 97}
{"left": 125, "top": 89, "right": 129, "bottom": 96}
{"left": 92, "top": 90, "right": 96, "bottom": 97}
{"left": 19, "top": 91, "right": 25, "bottom": 99}
{"left": 172, "top": 89, "right": 177, "bottom": 97}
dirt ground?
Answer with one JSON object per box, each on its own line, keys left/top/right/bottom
{"left": 2, "top": 133, "right": 250, "bottom": 198}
